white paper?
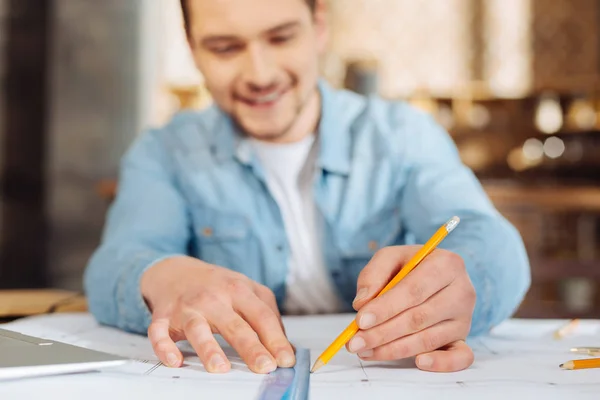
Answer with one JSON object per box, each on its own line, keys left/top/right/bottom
{"left": 1, "top": 313, "right": 600, "bottom": 400}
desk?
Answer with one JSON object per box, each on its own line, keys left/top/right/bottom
{"left": 1, "top": 313, "right": 600, "bottom": 399}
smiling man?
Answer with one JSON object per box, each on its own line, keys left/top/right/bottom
{"left": 84, "top": 0, "right": 531, "bottom": 375}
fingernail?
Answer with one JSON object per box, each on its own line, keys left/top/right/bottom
{"left": 277, "top": 351, "right": 296, "bottom": 367}
{"left": 256, "top": 355, "right": 276, "bottom": 373}
{"left": 358, "top": 349, "right": 373, "bottom": 358}
{"left": 209, "top": 354, "right": 227, "bottom": 371}
{"left": 348, "top": 336, "right": 366, "bottom": 353}
{"left": 358, "top": 313, "right": 376, "bottom": 329}
{"left": 418, "top": 355, "right": 433, "bottom": 368}
{"left": 166, "top": 353, "right": 179, "bottom": 367}
{"left": 353, "top": 288, "right": 368, "bottom": 304}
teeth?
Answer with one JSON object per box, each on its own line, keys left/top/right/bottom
{"left": 252, "top": 92, "right": 280, "bottom": 104}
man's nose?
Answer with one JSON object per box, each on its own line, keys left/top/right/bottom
{"left": 242, "top": 44, "right": 278, "bottom": 93}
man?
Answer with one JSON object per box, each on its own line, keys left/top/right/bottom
{"left": 83, "top": 0, "right": 531, "bottom": 375}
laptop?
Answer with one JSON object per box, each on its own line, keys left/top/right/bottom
{"left": 0, "top": 327, "right": 129, "bottom": 381}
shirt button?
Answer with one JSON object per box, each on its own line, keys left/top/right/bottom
{"left": 203, "top": 227, "right": 213, "bottom": 237}
{"left": 368, "top": 240, "right": 379, "bottom": 251}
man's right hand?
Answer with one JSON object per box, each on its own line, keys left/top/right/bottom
{"left": 140, "top": 255, "right": 295, "bottom": 374}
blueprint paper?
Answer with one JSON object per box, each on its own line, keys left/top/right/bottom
{"left": 1, "top": 313, "right": 600, "bottom": 399}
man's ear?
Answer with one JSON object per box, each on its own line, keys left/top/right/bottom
{"left": 313, "top": 0, "right": 329, "bottom": 54}
{"left": 185, "top": 33, "right": 204, "bottom": 73}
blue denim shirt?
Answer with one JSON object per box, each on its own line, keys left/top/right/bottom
{"left": 83, "top": 80, "right": 531, "bottom": 337}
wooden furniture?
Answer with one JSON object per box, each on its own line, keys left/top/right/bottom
{"left": 485, "top": 183, "right": 600, "bottom": 213}
{"left": 0, "top": 289, "right": 87, "bottom": 322}
{"left": 484, "top": 181, "right": 600, "bottom": 319}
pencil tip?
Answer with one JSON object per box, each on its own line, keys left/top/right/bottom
{"left": 310, "top": 360, "right": 325, "bottom": 374}
{"left": 559, "top": 363, "right": 564, "bottom": 368}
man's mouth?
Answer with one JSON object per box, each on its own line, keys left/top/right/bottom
{"left": 237, "top": 88, "right": 287, "bottom": 108}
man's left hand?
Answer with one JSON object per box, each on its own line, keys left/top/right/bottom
{"left": 347, "top": 245, "right": 476, "bottom": 372}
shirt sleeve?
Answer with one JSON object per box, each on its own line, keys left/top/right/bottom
{"left": 395, "top": 107, "right": 531, "bottom": 336}
{"left": 83, "top": 129, "right": 191, "bottom": 335}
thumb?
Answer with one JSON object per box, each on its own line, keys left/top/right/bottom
{"left": 416, "top": 340, "right": 474, "bottom": 372}
{"left": 352, "top": 245, "right": 422, "bottom": 310}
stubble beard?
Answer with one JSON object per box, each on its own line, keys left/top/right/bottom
{"left": 233, "top": 86, "right": 317, "bottom": 142}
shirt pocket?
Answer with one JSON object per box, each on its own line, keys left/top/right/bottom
{"left": 191, "top": 206, "right": 259, "bottom": 278}
{"left": 337, "top": 206, "right": 403, "bottom": 281}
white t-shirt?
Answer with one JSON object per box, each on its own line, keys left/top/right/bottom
{"left": 249, "top": 135, "right": 343, "bottom": 315}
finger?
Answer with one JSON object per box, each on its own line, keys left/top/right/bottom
{"left": 358, "top": 320, "right": 466, "bottom": 362}
{"left": 354, "top": 249, "right": 464, "bottom": 329}
{"left": 247, "top": 287, "right": 296, "bottom": 368}
{"left": 252, "top": 284, "right": 281, "bottom": 318}
{"left": 352, "top": 246, "right": 422, "bottom": 310}
{"left": 182, "top": 313, "right": 231, "bottom": 373}
{"left": 235, "top": 295, "right": 295, "bottom": 368}
{"left": 253, "top": 283, "right": 286, "bottom": 333}
{"left": 204, "top": 293, "right": 277, "bottom": 374}
{"left": 347, "top": 286, "right": 458, "bottom": 353}
{"left": 148, "top": 317, "right": 183, "bottom": 368}
{"left": 415, "top": 340, "right": 474, "bottom": 372}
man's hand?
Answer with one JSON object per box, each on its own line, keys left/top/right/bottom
{"left": 347, "top": 245, "right": 476, "bottom": 372}
{"left": 140, "top": 256, "right": 295, "bottom": 374}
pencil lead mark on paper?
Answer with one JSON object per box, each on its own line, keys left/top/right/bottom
{"left": 358, "top": 358, "right": 369, "bottom": 382}
{"left": 144, "top": 362, "right": 163, "bottom": 375}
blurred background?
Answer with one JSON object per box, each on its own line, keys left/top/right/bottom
{"left": 1, "top": 0, "right": 600, "bottom": 319}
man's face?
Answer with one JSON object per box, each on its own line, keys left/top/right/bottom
{"left": 186, "top": 0, "right": 327, "bottom": 142}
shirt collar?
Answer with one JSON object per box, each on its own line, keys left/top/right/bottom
{"left": 315, "top": 78, "right": 351, "bottom": 176}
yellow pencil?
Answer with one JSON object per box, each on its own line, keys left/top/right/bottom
{"left": 560, "top": 357, "right": 600, "bottom": 370}
{"left": 570, "top": 347, "right": 600, "bottom": 357}
{"left": 553, "top": 319, "right": 579, "bottom": 340}
{"left": 310, "top": 216, "right": 461, "bottom": 373}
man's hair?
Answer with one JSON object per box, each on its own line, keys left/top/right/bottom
{"left": 180, "top": 0, "right": 317, "bottom": 36}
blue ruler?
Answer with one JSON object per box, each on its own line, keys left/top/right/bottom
{"left": 256, "top": 348, "right": 310, "bottom": 400}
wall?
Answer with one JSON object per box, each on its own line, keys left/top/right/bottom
{"left": 0, "top": 0, "right": 51, "bottom": 288}
{"left": 145, "top": 0, "right": 202, "bottom": 127}
{"left": 0, "top": 0, "right": 6, "bottom": 236}
{"left": 323, "top": 0, "right": 600, "bottom": 98}
{"left": 323, "top": 0, "right": 475, "bottom": 98}
{"left": 45, "top": 0, "right": 155, "bottom": 289}
{"left": 530, "top": 0, "right": 599, "bottom": 91}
